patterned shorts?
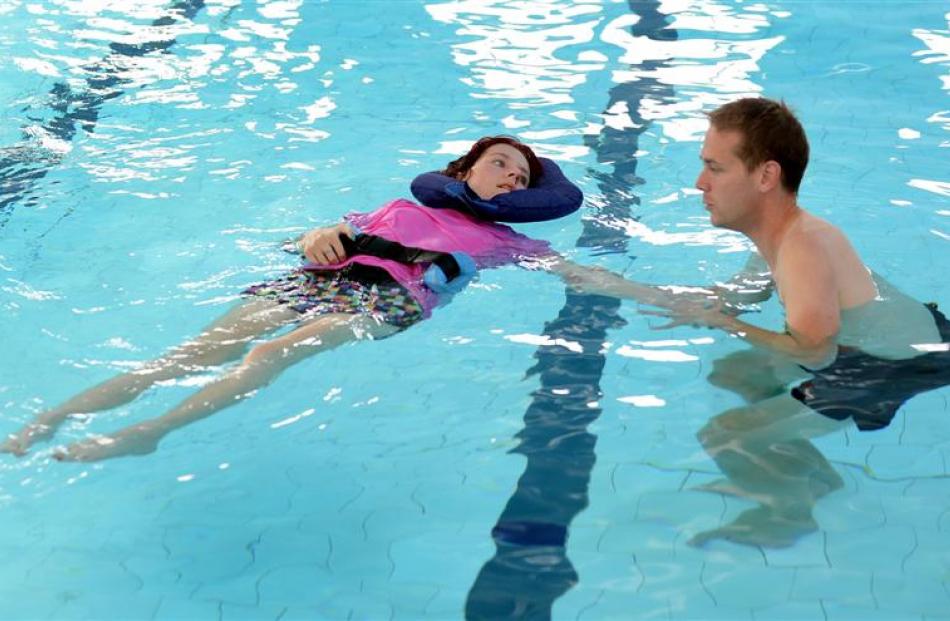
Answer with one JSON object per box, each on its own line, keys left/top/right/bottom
{"left": 243, "top": 264, "right": 424, "bottom": 329}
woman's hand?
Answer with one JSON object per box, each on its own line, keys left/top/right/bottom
{"left": 300, "top": 222, "right": 356, "bottom": 265}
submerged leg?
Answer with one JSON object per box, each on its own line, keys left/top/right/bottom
{"left": 707, "top": 348, "right": 806, "bottom": 404}
{"left": 54, "top": 313, "right": 398, "bottom": 462}
{"left": 689, "top": 394, "right": 846, "bottom": 548}
{"left": 2, "top": 299, "right": 298, "bottom": 456}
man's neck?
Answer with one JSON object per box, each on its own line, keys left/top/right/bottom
{"left": 744, "top": 195, "right": 801, "bottom": 269}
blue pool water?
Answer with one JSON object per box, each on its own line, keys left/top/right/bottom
{"left": 1, "top": 1, "right": 948, "bottom": 619}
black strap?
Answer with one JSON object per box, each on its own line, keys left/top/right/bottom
{"left": 340, "top": 233, "right": 461, "bottom": 281}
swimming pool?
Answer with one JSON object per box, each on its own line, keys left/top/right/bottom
{"left": 1, "top": 0, "right": 948, "bottom": 618}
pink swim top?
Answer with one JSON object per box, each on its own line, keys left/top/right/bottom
{"left": 302, "top": 198, "right": 553, "bottom": 315}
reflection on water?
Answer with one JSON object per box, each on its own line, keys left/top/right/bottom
{"left": 1, "top": 0, "right": 207, "bottom": 221}
{"left": 426, "top": 1, "right": 605, "bottom": 108}
{"left": 601, "top": 3, "right": 783, "bottom": 142}
{"left": 1, "top": 0, "right": 333, "bottom": 224}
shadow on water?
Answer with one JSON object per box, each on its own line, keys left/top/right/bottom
{"left": 0, "top": 0, "right": 206, "bottom": 227}
{"left": 464, "top": 3, "right": 679, "bottom": 619}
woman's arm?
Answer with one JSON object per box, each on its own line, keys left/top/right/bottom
{"left": 546, "top": 252, "right": 774, "bottom": 312}
{"left": 716, "top": 252, "right": 774, "bottom": 306}
{"left": 298, "top": 222, "right": 357, "bottom": 265}
{"left": 545, "top": 256, "right": 716, "bottom": 309}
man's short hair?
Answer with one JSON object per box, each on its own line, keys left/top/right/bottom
{"left": 708, "top": 98, "right": 809, "bottom": 194}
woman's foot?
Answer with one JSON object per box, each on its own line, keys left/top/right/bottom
{"left": 54, "top": 423, "right": 162, "bottom": 462}
{"left": 0, "top": 423, "right": 55, "bottom": 457}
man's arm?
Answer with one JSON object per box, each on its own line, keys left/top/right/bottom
{"left": 690, "top": 241, "right": 840, "bottom": 369}
{"left": 545, "top": 247, "right": 836, "bottom": 369}
{"left": 701, "top": 314, "right": 837, "bottom": 370}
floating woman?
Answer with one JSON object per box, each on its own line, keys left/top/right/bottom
{"left": 2, "top": 135, "right": 676, "bottom": 462}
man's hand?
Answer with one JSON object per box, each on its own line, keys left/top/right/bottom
{"left": 300, "top": 222, "right": 356, "bottom": 265}
{"left": 642, "top": 296, "right": 732, "bottom": 330}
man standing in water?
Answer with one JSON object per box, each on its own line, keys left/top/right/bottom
{"left": 656, "top": 97, "right": 947, "bottom": 547}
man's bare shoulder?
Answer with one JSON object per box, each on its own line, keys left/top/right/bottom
{"left": 775, "top": 211, "right": 855, "bottom": 267}
{"left": 775, "top": 213, "right": 832, "bottom": 265}
{"left": 795, "top": 211, "right": 849, "bottom": 245}
{"left": 784, "top": 210, "right": 876, "bottom": 308}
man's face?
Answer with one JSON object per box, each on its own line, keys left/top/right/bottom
{"left": 695, "top": 126, "right": 762, "bottom": 231}
{"left": 463, "top": 144, "right": 530, "bottom": 200}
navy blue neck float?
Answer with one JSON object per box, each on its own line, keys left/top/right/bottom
{"left": 410, "top": 157, "right": 583, "bottom": 223}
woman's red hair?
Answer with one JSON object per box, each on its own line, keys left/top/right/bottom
{"left": 440, "top": 136, "right": 543, "bottom": 187}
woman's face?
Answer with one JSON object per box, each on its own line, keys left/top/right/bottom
{"left": 463, "top": 144, "right": 531, "bottom": 200}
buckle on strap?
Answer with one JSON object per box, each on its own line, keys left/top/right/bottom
{"left": 340, "top": 233, "right": 473, "bottom": 294}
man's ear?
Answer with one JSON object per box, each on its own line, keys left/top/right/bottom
{"left": 759, "top": 160, "right": 782, "bottom": 191}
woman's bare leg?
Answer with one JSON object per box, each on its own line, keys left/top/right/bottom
{"left": 1, "top": 299, "right": 298, "bottom": 456}
{"left": 54, "top": 313, "right": 399, "bottom": 462}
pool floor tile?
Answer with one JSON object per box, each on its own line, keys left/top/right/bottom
{"left": 789, "top": 566, "right": 873, "bottom": 604}
{"left": 150, "top": 595, "right": 222, "bottom": 620}
{"left": 821, "top": 599, "right": 947, "bottom": 621}
{"left": 871, "top": 571, "right": 950, "bottom": 617}
{"left": 823, "top": 525, "right": 918, "bottom": 572}
{"left": 698, "top": 563, "right": 797, "bottom": 609}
